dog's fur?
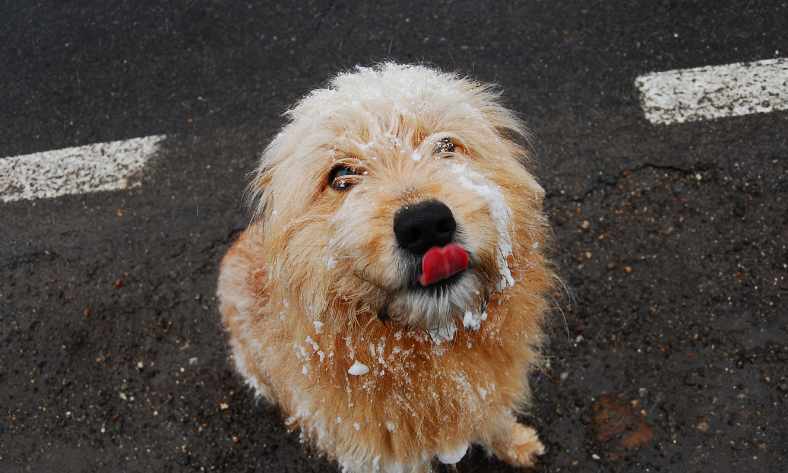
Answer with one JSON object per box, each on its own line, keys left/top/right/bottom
{"left": 217, "top": 63, "right": 554, "bottom": 472}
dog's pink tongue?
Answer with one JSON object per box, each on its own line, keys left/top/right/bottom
{"left": 419, "top": 244, "right": 469, "bottom": 287}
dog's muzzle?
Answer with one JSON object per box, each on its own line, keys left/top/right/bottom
{"left": 393, "top": 200, "right": 470, "bottom": 287}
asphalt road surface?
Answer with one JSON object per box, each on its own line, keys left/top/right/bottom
{"left": 2, "top": 1, "right": 787, "bottom": 472}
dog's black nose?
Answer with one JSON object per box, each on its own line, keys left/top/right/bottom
{"left": 393, "top": 200, "right": 456, "bottom": 255}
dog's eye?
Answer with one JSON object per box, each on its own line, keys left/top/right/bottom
{"left": 434, "top": 137, "right": 456, "bottom": 154}
{"left": 328, "top": 165, "right": 360, "bottom": 191}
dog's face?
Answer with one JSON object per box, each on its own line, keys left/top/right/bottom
{"left": 250, "top": 64, "right": 546, "bottom": 334}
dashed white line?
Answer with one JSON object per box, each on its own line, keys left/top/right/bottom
{"left": 636, "top": 58, "right": 788, "bottom": 125}
{"left": 0, "top": 135, "right": 165, "bottom": 203}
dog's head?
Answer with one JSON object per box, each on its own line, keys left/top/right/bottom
{"left": 249, "top": 63, "right": 547, "bottom": 336}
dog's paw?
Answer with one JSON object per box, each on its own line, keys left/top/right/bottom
{"left": 495, "top": 424, "right": 545, "bottom": 468}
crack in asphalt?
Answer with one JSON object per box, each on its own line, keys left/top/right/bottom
{"left": 566, "top": 161, "right": 713, "bottom": 204}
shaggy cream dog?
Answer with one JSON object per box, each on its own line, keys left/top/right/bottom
{"left": 217, "top": 63, "right": 554, "bottom": 472}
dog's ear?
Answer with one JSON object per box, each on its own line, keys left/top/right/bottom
{"left": 466, "top": 81, "right": 535, "bottom": 170}
{"left": 244, "top": 140, "right": 280, "bottom": 226}
{"left": 496, "top": 124, "right": 537, "bottom": 169}
{"left": 480, "top": 101, "right": 545, "bottom": 206}
{"left": 245, "top": 121, "right": 302, "bottom": 227}
{"left": 245, "top": 162, "right": 274, "bottom": 224}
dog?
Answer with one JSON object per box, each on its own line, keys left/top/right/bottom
{"left": 217, "top": 63, "right": 554, "bottom": 472}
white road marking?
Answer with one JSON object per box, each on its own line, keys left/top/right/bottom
{"left": 636, "top": 58, "right": 788, "bottom": 125}
{"left": 0, "top": 135, "right": 165, "bottom": 203}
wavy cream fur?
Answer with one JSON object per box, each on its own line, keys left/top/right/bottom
{"left": 218, "top": 63, "right": 554, "bottom": 472}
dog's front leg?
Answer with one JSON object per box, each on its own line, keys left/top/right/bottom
{"left": 484, "top": 414, "right": 545, "bottom": 468}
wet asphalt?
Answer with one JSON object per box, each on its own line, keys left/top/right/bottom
{"left": 1, "top": 1, "right": 787, "bottom": 472}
